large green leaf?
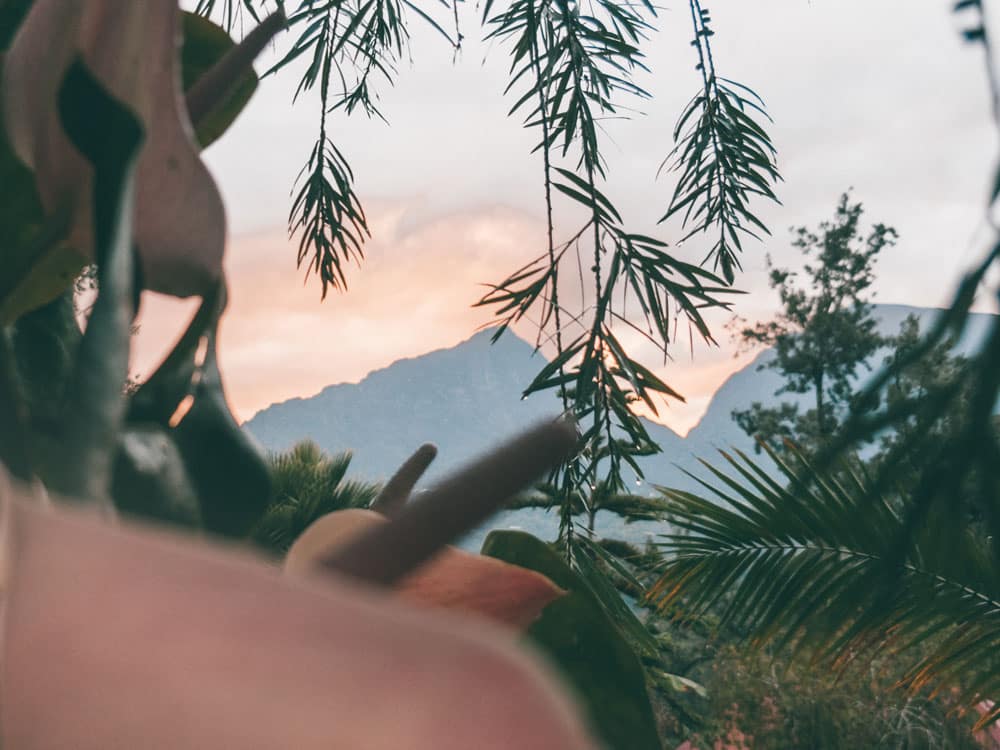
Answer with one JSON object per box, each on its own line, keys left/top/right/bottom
{"left": 180, "top": 11, "right": 258, "bottom": 148}
{"left": 481, "top": 530, "right": 663, "bottom": 750}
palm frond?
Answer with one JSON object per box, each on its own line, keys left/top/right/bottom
{"left": 648, "top": 444, "right": 1000, "bottom": 728}
{"left": 250, "top": 441, "right": 380, "bottom": 555}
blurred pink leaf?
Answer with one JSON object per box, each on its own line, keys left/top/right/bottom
{"left": 0, "top": 472, "right": 595, "bottom": 749}
{"left": 3, "top": 0, "right": 225, "bottom": 298}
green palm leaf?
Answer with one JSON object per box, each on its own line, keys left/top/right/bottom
{"left": 249, "top": 440, "right": 379, "bottom": 556}
{"left": 648, "top": 444, "right": 1000, "bottom": 729}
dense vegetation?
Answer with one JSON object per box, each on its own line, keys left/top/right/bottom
{"left": 2, "top": 0, "right": 1000, "bottom": 747}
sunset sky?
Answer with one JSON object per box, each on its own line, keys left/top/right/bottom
{"left": 139, "top": 0, "right": 999, "bottom": 435}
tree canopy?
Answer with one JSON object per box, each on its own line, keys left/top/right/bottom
{"left": 731, "top": 193, "right": 896, "bottom": 453}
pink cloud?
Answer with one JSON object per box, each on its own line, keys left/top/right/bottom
{"left": 131, "top": 201, "right": 753, "bottom": 436}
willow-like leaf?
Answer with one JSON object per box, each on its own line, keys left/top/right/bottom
{"left": 248, "top": 0, "right": 454, "bottom": 296}
{"left": 659, "top": 1, "right": 781, "bottom": 284}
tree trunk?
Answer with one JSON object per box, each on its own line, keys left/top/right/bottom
{"left": 815, "top": 372, "right": 826, "bottom": 439}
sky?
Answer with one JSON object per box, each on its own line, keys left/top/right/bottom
{"left": 136, "top": 0, "right": 999, "bottom": 435}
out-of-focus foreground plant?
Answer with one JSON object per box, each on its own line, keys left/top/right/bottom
{"left": 0, "top": 1, "right": 642, "bottom": 746}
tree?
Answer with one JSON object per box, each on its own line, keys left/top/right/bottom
{"left": 249, "top": 440, "right": 380, "bottom": 555}
{"left": 873, "top": 315, "right": 1000, "bottom": 539}
{"left": 731, "top": 193, "right": 897, "bottom": 453}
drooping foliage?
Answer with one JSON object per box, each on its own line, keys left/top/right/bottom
{"left": 194, "top": 0, "right": 782, "bottom": 560}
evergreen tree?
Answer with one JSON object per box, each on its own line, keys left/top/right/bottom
{"left": 732, "top": 193, "right": 897, "bottom": 452}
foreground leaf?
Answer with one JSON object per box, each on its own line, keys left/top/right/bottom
{"left": 0, "top": 8, "right": 265, "bottom": 318}
{"left": 482, "top": 530, "right": 663, "bottom": 750}
{"left": 0, "top": 470, "right": 596, "bottom": 749}
{"left": 180, "top": 11, "right": 258, "bottom": 148}
{"left": 1, "top": 1, "right": 238, "bottom": 298}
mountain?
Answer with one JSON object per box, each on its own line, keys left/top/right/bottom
{"left": 245, "top": 327, "right": 682, "bottom": 485}
{"left": 681, "top": 304, "right": 994, "bottom": 454}
{"left": 244, "top": 304, "right": 996, "bottom": 548}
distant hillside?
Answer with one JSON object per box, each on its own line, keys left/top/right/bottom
{"left": 682, "top": 303, "right": 994, "bottom": 454}
{"left": 244, "top": 304, "right": 996, "bottom": 548}
{"left": 245, "top": 327, "right": 685, "bottom": 485}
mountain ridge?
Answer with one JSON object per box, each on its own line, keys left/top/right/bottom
{"left": 243, "top": 303, "right": 997, "bottom": 547}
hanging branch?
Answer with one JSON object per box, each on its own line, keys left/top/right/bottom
{"left": 480, "top": 0, "right": 746, "bottom": 557}
{"left": 194, "top": 0, "right": 779, "bottom": 549}
{"left": 194, "top": 0, "right": 268, "bottom": 32}
{"left": 197, "top": 0, "right": 456, "bottom": 296}
{"left": 659, "top": 1, "right": 781, "bottom": 284}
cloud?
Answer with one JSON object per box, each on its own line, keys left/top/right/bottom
{"left": 133, "top": 201, "right": 549, "bottom": 423}
{"left": 130, "top": 196, "right": 759, "bottom": 435}
{"left": 165, "top": 0, "right": 997, "bottom": 436}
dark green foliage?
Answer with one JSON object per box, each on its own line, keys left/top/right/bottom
{"left": 659, "top": 1, "right": 781, "bottom": 284}
{"left": 0, "top": 7, "right": 277, "bottom": 530}
{"left": 49, "top": 59, "right": 143, "bottom": 506}
{"left": 180, "top": 11, "right": 259, "bottom": 148}
{"left": 249, "top": 441, "right": 379, "bottom": 555}
{"left": 508, "top": 478, "right": 672, "bottom": 533}
{"left": 649, "top": 445, "right": 1000, "bottom": 727}
{"left": 878, "top": 315, "right": 968, "bottom": 456}
{"left": 869, "top": 314, "right": 988, "bottom": 511}
{"left": 482, "top": 529, "right": 664, "bottom": 750}
{"left": 732, "top": 193, "right": 896, "bottom": 452}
